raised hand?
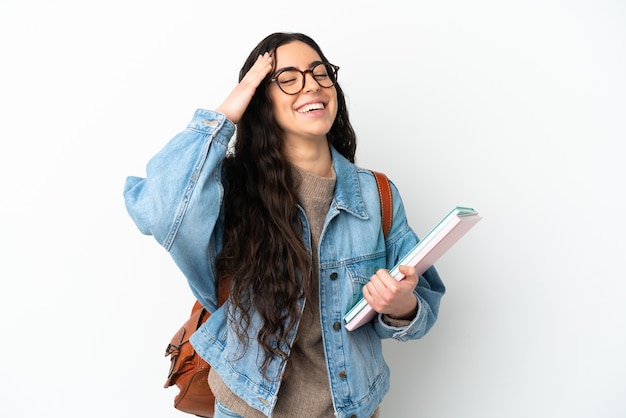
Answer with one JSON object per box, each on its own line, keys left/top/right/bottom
{"left": 216, "top": 52, "right": 274, "bottom": 124}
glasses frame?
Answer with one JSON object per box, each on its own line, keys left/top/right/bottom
{"left": 270, "top": 63, "right": 340, "bottom": 95}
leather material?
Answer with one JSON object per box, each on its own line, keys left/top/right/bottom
{"left": 164, "top": 279, "right": 230, "bottom": 417}
{"left": 372, "top": 171, "right": 393, "bottom": 239}
{"left": 164, "top": 301, "right": 214, "bottom": 417}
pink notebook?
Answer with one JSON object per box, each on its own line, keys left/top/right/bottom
{"left": 343, "top": 206, "right": 482, "bottom": 331}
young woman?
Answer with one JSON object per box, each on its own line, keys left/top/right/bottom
{"left": 124, "top": 32, "right": 445, "bottom": 418}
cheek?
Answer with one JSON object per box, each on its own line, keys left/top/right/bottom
{"left": 328, "top": 90, "right": 339, "bottom": 119}
{"left": 272, "top": 102, "right": 293, "bottom": 129}
{"left": 268, "top": 92, "right": 293, "bottom": 124}
{"left": 330, "top": 102, "right": 338, "bottom": 120}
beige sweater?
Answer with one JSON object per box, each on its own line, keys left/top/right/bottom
{"left": 209, "top": 167, "right": 380, "bottom": 417}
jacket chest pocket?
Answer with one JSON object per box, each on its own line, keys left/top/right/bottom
{"left": 344, "top": 255, "right": 387, "bottom": 306}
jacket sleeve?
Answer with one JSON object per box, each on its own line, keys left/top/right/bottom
{"left": 123, "top": 109, "right": 235, "bottom": 310}
{"left": 373, "top": 182, "right": 446, "bottom": 341}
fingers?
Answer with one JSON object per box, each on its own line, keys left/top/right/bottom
{"left": 362, "top": 269, "right": 394, "bottom": 312}
{"left": 255, "top": 52, "right": 274, "bottom": 71}
{"left": 241, "top": 52, "right": 273, "bottom": 86}
{"left": 215, "top": 52, "right": 274, "bottom": 124}
{"left": 369, "top": 266, "right": 417, "bottom": 294}
{"left": 398, "top": 265, "right": 418, "bottom": 286}
{"left": 363, "top": 266, "right": 419, "bottom": 314}
{"left": 365, "top": 269, "right": 401, "bottom": 303}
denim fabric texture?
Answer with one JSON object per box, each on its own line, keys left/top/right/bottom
{"left": 124, "top": 109, "right": 445, "bottom": 418}
{"left": 214, "top": 400, "right": 244, "bottom": 418}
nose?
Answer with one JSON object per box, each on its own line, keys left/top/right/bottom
{"left": 302, "top": 70, "right": 320, "bottom": 93}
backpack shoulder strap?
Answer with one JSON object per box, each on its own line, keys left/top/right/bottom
{"left": 372, "top": 171, "right": 393, "bottom": 239}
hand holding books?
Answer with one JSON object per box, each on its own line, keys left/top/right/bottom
{"left": 344, "top": 206, "right": 482, "bottom": 331}
{"left": 361, "top": 264, "right": 420, "bottom": 320}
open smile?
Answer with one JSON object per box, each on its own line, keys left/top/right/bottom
{"left": 296, "top": 102, "right": 325, "bottom": 113}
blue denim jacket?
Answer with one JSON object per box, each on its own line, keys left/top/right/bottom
{"left": 124, "top": 109, "right": 445, "bottom": 418}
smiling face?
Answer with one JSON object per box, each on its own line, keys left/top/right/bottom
{"left": 268, "top": 41, "right": 338, "bottom": 148}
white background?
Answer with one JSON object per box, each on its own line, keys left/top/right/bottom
{"left": 1, "top": 1, "right": 625, "bottom": 417}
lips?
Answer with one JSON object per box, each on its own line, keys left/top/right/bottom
{"left": 296, "top": 102, "right": 325, "bottom": 113}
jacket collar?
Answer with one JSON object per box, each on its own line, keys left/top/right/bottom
{"left": 330, "top": 146, "right": 368, "bottom": 220}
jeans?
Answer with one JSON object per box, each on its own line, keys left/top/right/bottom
{"left": 213, "top": 400, "right": 244, "bottom": 418}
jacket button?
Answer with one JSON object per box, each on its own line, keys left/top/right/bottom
{"left": 329, "top": 272, "right": 338, "bottom": 280}
{"left": 350, "top": 415, "right": 357, "bottom": 418}
{"left": 333, "top": 321, "right": 341, "bottom": 330}
{"left": 339, "top": 370, "right": 347, "bottom": 379}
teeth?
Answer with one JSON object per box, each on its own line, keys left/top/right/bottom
{"left": 297, "top": 103, "right": 324, "bottom": 113}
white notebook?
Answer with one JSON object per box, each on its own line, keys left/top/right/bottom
{"left": 343, "top": 206, "right": 482, "bottom": 331}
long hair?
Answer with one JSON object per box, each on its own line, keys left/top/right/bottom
{"left": 216, "top": 32, "right": 357, "bottom": 376}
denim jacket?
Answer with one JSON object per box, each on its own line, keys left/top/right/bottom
{"left": 124, "top": 109, "right": 445, "bottom": 418}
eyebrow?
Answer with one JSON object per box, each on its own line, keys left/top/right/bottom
{"left": 274, "top": 60, "right": 324, "bottom": 74}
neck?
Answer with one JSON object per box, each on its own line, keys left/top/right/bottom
{"left": 284, "top": 138, "right": 333, "bottom": 178}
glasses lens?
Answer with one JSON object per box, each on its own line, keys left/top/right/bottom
{"left": 276, "top": 70, "right": 303, "bottom": 95}
{"left": 274, "top": 64, "right": 338, "bottom": 94}
{"left": 312, "top": 63, "right": 336, "bottom": 88}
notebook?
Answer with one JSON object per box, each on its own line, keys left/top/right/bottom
{"left": 344, "top": 206, "right": 482, "bottom": 331}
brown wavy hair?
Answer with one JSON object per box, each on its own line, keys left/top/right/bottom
{"left": 216, "top": 32, "right": 356, "bottom": 376}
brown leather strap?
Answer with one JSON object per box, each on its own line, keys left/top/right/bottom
{"left": 372, "top": 171, "right": 393, "bottom": 239}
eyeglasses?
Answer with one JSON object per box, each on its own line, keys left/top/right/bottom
{"left": 270, "top": 62, "right": 340, "bottom": 95}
